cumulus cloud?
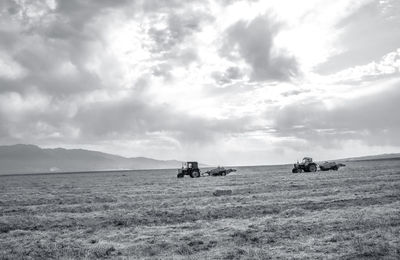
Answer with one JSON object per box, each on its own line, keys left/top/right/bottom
{"left": 329, "top": 48, "right": 400, "bottom": 84}
{"left": 221, "top": 14, "right": 298, "bottom": 82}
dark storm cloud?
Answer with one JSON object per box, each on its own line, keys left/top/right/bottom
{"left": 271, "top": 79, "right": 400, "bottom": 147}
{"left": 221, "top": 14, "right": 298, "bottom": 82}
{"left": 316, "top": 0, "right": 400, "bottom": 75}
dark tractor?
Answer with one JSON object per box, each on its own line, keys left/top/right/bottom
{"left": 177, "top": 161, "right": 201, "bottom": 178}
{"left": 292, "top": 157, "right": 318, "bottom": 173}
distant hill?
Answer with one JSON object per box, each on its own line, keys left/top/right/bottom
{"left": 341, "top": 153, "right": 400, "bottom": 162}
{"left": 0, "top": 144, "right": 184, "bottom": 175}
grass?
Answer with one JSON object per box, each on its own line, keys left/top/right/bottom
{"left": 0, "top": 160, "right": 399, "bottom": 259}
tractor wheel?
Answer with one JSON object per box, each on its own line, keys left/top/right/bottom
{"left": 221, "top": 171, "right": 226, "bottom": 176}
{"left": 332, "top": 165, "right": 338, "bottom": 171}
{"left": 308, "top": 164, "right": 317, "bottom": 172}
{"left": 190, "top": 171, "right": 200, "bottom": 178}
{"left": 292, "top": 168, "right": 298, "bottom": 173}
{"left": 177, "top": 173, "right": 184, "bottom": 178}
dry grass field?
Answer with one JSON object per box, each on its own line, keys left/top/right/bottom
{"left": 1, "top": 159, "right": 399, "bottom": 259}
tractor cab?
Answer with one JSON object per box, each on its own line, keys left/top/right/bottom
{"left": 184, "top": 161, "right": 198, "bottom": 169}
{"left": 302, "top": 157, "right": 313, "bottom": 164}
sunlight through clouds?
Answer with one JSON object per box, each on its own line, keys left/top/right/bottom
{"left": 0, "top": 0, "right": 399, "bottom": 164}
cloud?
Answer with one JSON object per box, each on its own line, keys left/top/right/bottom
{"left": 0, "top": 89, "right": 79, "bottom": 145}
{"left": 0, "top": 0, "right": 115, "bottom": 97}
{"left": 271, "top": 79, "right": 400, "bottom": 147}
{"left": 0, "top": 87, "right": 252, "bottom": 149}
{"left": 74, "top": 94, "right": 252, "bottom": 144}
{"left": 280, "top": 89, "right": 310, "bottom": 97}
{"left": 221, "top": 13, "right": 298, "bottom": 82}
{"left": 316, "top": 0, "right": 400, "bottom": 75}
{"left": 0, "top": 0, "right": 219, "bottom": 147}
{"left": 146, "top": 7, "right": 214, "bottom": 79}
{"left": 211, "top": 66, "right": 243, "bottom": 85}
{"left": 329, "top": 48, "right": 400, "bottom": 84}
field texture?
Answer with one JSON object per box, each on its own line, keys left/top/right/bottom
{"left": 1, "top": 160, "right": 400, "bottom": 259}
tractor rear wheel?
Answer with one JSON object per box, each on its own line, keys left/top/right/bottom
{"left": 190, "top": 171, "right": 200, "bottom": 178}
{"left": 308, "top": 164, "right": 317, "bottom": 172}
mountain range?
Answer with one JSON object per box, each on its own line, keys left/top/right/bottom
{"left": 0, "top": 144, "right": 184, "bottom": 175}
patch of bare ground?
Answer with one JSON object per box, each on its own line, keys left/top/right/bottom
{"left": 0, "top": 160, "right": 399, "bottom": 259}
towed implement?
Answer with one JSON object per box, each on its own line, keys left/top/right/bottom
{"left": 319, "top": 161, "right": 346, "bottom": 171}
{"left": 205, "top": 167, "right": 236, "bottom": 176}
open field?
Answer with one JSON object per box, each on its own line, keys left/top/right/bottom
{"left": 1, "top": 160, "right": 400, "bottom": 259}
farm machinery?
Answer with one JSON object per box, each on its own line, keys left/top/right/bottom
{"left": 205, "top": 166, "right": 236, "bottom": 176}
{"left": 292, "top": 157, "right": 345, "bottom": 173}
{"left": 177, "top": 161, "right": 201, "bottom": 178}
{"left": 177, "top": 162, "right": 236, "bottom": 178}
{"left": 319, "top": 161, "right": 346, "bottom": 171}
{"left": 292, "top": 157, "right": 318, "bottom": 173}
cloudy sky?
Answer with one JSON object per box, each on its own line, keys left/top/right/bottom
{"left": 1, "top": 0, "right": 399, "bottom": 165}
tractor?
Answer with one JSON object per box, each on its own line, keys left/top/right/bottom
{"left": 292, "top": 157, "right": 318, "bottom": 173}
{"left": 177, "top": 161, "right": 201, "bottom": 178}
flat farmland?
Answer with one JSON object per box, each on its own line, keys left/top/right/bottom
{"left": 1, "top": 160, "right": 400, "bottom": 259}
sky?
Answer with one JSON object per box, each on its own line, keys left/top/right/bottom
{"left": 0, "top": 0, "right": 400, "bottom": 165}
